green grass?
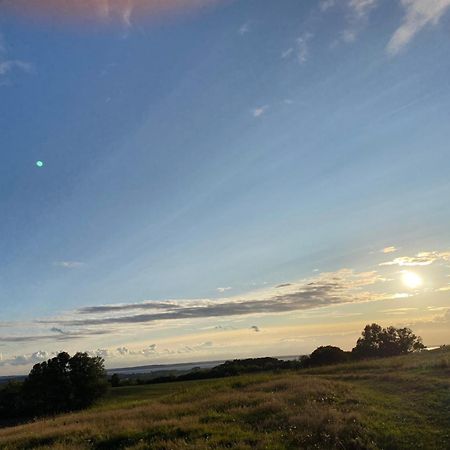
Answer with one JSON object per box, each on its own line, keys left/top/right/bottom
{"left": 0, "top": 348, "right": 449, "bottom": 449}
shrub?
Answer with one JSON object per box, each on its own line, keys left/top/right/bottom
{"left": 301, "top": 346, "right": 349, "bottom": 368}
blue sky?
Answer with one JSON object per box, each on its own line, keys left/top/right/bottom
{"left": 1, "top": 0, "right": 450, "bottom": 374}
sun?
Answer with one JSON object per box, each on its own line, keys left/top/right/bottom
{"left": 401, "top": 271, "right": 423, "bottom": 289}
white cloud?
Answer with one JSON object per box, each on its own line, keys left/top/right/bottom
{"left": 382, "top": 246, "right": 398, "bottom": 254}
{"left": 54, "top": 261, "right": 85, "bottom": 269}
{"left": 281, "top": 48, "right": 294, "bottom": 59}
{"left": 0, "top": 60, "right": 33, "bottom": 76}
{"left": 296, "top": 33, "right": 313, "bottom": 64}
{"left": 348, "top": 0, "right": 378, "bottom": 18}
{"left": 339, "top": 0, "right": 378, "bottom": 44}
{"left": 320, "top": 0, "right": 336, "bottom": 12}
{"left": 88, "top": 348, "right": 112, "bottom": 358}
{"left": 0, "top": 34, "right": 33, "bottom": 85}
{"left": 381, "top": 307, "right": 418, "bottom": 314}
{"left": 324, "top": 0, "right": 378, "bottom": 47}
{"left": 122, "top": 2, "right": 133, "bottom": 27}
{"left": 116, "top": 346, "right": 129, "bottom": 355}
{"left": 115, "top": 344, "right": 157, "bottom": 357}
{"left": 217, "top": 286, "right": 232, "bottom": 293}
{"left": 252, "top": 105, "right": 268, "bottom": 117}
{"left": 387, "top": 0, "right": 450, "bottom": 55}
{"left": 281, "top": 33, "right": 313, "bottom": 64}
{"left": 380, "top": 251, "right": 450, "bottom": 267}
{"left": 340, "top": 29, "right": 357, "bottom": 43}
{"left": 239, "top": 22, "right": 250, "bottom": 35}
{"left": 0, "top": 350, "right": 52, "bottom": 367}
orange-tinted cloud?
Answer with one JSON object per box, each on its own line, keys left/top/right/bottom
{"left": 1, "top": 0, "right": 222, "bottom": 26}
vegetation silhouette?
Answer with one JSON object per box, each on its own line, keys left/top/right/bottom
{"left": 352, "top": 323, "right": 425, "bottom": 358}
{"left": 299, "top": 345, "right": 349, "bottom": 368}
{"left": 0, "top": 352, "right": 107, "bottom": 420}
{"left": 111, "top": 324, "right": 425, "bottom": 387}
{"left": 0, "top": 323, "right": 425, "bottom": 422}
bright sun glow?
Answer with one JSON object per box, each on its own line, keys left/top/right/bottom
{"left": 401, "top": 271, "right": 423, "bottom": 289}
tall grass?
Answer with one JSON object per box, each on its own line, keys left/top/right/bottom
{"left": 0, "top": 349, "right": 449, "bottom": 449}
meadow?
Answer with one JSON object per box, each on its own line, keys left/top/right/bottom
{"left": 0, "top": 348, "right": 449, "bottom": 449}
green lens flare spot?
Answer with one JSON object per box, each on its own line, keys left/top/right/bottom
{"left": 36, "top": 160, "right": 44, "bottom": 168}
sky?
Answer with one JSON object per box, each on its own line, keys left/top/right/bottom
{"left": 1, "top": 0, "right": 450, "bottom": 375}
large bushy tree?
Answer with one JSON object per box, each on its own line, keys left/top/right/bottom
{"left": 22, "top": 351, "right": 108, "bottom": 415}
{"left": 352, "top": 323, "right": 425, "bottom": 358}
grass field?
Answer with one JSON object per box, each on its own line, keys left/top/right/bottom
{"left": 0, "top": 348, "right": 449, "bottom": 449}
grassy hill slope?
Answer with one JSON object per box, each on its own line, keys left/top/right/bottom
{"left": 0, "top": 348, "right": 449, "bottom": 449}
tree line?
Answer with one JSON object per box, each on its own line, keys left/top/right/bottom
{"left": 0, "top": 323, "right": 424, "bottom": 420}
{"left": 113, "top": 323, "right": 425, "bottom": 386}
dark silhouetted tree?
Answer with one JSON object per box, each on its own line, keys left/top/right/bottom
{"left": 110, "top": 373, "right": 121, "bottom": 387}
{"left": 352, "top": 323, "right": 425, "bottom": 358}
{"left": 301, "top": 346, "right": 349, "bottom": 368}
{"left": 352, "top": 324, "right": 384, "bottom": 359}
{"left": 23, "top": 352, "right": 72, "bottom": 415}
{"left": 69, "top": 352, "right": 108, "bottom": 409}
{"left": 22, "top": 351, "right": 107, "bottom": 416}
{"left": 0, "top": 381, "right": 25, "bottom": 419}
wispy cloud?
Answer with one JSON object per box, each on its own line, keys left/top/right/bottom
{"left": 54, "top": 261, "right": 85, "bottom": 269}
{"left": 115, "top": 343, "right": 157, "bottom": 357}
{"left": 381, "top": 307, "right": 418, "bottom": 314}
{"left": 0, "top": 34, "right": 33, "bottom": 86}
{"left": 296, "top": 33, "right": 313, "bottom": 63}
{"left": 5, "top": 247, "right": 448, "bottom": 360}
{"left": 319, "top": 0, "right": 336, "bottom": 12}
{"left": 342, "top": 0, "right": 378, "bottom": 42}
{"left": 281, "top": 48, "right": 294, "bottom": 59}
{"left": 380, "top": 251, "right": 450, "bottom": 267}
{"left": 121, "top": 1, "right": 133, "bottom": 27}
{"left": 217, "top": 286, "right": 232, "bottom": 293}
{"left": 0, "top": 60, "right": 33, "bottom": 76}
{"left": 281, "top": 32, "right": 313, "bottom": 64}
{"left": 0, "top": 328, "right": 111, "bottom": 343}
{"left": 84, "top": 341, "right": 214, "bottom": 360}
{"left": 252, "top": 105, "right": 269, "bottom": 117}
{"left": 239, "top": 22, "right": 251, "bottom": 35}
{"left": 38, "top": 269, "right": 384, "bottom": 328}
{"left": 387, "top": 0, "right": 450, "bottom": 55}
{"left": 348, "top": 0, "right": 378, "bottom": 18}
{"left": 325, "top": 0, "right": 378, "bottom": 45}
{"left": 381, "top": 246, "right": 398, "bottom": 254}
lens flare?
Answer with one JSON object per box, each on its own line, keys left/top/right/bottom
{"left": 36, "top": 160, "right": 44, "bottom": 168}
{"left": 0, "top": 0, "right": 220, "bottom": 26}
